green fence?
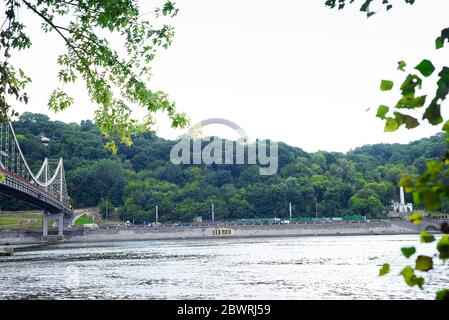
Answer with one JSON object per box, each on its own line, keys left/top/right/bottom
{"left": 237, "top": 215, "right": 365, "bottom": 223}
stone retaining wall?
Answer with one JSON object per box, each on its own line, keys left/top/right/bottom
{"left": 0, "top": 220, "right": 427, "bottom": 245}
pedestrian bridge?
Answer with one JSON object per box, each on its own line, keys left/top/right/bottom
{"left": 0, "top": 121, "right": 72, "bottom": 239}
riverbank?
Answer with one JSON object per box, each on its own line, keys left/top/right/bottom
{"left": 0, "top": 219, "right": 444, "bottom": 245}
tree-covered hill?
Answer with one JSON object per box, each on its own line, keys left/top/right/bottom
{"left": 1, "top": 112, "right": 447, "bottom": 223}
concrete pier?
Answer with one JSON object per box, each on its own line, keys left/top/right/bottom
{"left": 42, "top": 212, "right": 64, "bottom": 243}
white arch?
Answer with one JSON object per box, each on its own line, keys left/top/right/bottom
{"left": 187, "top": 118, "right": 250, "bottom": 143}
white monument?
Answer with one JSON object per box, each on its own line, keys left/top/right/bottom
{"left": 391, "top": 186, "right": 413, "bottom": 215}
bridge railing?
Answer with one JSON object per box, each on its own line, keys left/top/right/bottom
{"left": 0, "top": 168, "right": 72, "bottom": 214}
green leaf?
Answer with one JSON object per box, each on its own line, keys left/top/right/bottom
{"left": 436, "top": 289, "right": 449, "bottom": 300}
{"left": 104, "top": 141, "right": 118, "bottom": 154}
{"left": 393, "top": 112, "right": 419, "bottom": 129}
{"left": 376, "top": 105, "right": 389, "bottom": 120}
{"left": 420, "top": 231, "right": 435, "bottom": 243}
{"left": 380, "top": 80, "right": 394, "bottom": 91}
{"left": 404, "top": 114, "right": 419, "bottom": 129}
{"left": 400, "top": 265, "right": 414, "bottom": 277}
{"left": 413, "top": 191, "right": 422, "bottom": 206}
{"left": 415, "top": 255, "right": 433, "bottom": 271}
{"left": 397, "top": 60, "right": 407, "bottom": 71}
{"left": 424, "top": 67, "right": 449, "bottom": 125}
{"left": 422, "top": 190, "right": 441, "bottom": 210}
{"left": 415, "top": 59, "right": 435, "bottom": 77}
{"left": 399, "top": 176, "right": 414, "bottom": 192}
{"left": 48, "top": 89, "right": 74, "bottom": 112}
{"left": 435, "top": 28, "right": 449, "bottom": 50}
{"left": 400, "top": 266, "right": 425, "bottom": 289}
{"left": 437, "top": 235, "right": 449, "bottom": 260}
{"left": 395, "top": 95, "right": 426, "bottom": 109}
{"left": 379, "top": 263, "right": 390, "bottom": 276}
{"left": 423, "top": 100, "right": 443, "bottom": 125}
{"left": 400, "top": 74, "right": 422, "bottom": 97}
{"left": 443, "top": 120, "right": 449, "bottom": 133}
{"left": 436, "top": 37, "right": 444, "bottom": 50}
{"left": 401, "top": 246, "right": 416, "bottom": 258}
{"left": 415, "top": 277, "right": 425, "bottom": 289}
{"left": 384, "top": 117, "right": 399, "bottom": 132}
{"left": 409, "top": 212, "right": 423, "bottom": 225}
{"left": 360, "top": 0, "right": 374, "bottom": 13}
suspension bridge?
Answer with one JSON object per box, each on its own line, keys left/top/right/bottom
{"left": 0, "top": 121, "right": 72, "bottom": 240}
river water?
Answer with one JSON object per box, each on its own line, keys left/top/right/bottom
{"left": 0, "top": 234, "right": 447, "bottom": 299}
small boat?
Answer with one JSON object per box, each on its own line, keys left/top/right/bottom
{"left": 0, "top": 248, "right": 14, "bottom": 256}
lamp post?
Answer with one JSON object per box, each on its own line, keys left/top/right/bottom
{"left": 105, "top": 200, "right": 108, "bottom": 222}
{"left": 289, "top": 202, "right": 292, "bottom": 221}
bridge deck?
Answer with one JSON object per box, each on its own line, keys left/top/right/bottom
{"left": 0, "top": 168, "right": 72, "bottom": 216}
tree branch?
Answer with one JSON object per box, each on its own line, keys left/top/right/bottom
{"left": 21, "top": 0, "right": 94, "bottom": 78}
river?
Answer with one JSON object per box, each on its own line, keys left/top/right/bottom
{"left": 0, "top": 234, "right": 447, "bottom": 299}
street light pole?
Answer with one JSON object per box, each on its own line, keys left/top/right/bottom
{"left": 289, "top": 202, "right": 292, "bottom": 221}
{"left": 211, "top": 203, "right": 215, "bottom": 225}
{"left": 315, "top": 192, "right": 318, "bottom": 220}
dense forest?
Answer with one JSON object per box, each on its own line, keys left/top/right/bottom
{"left": 1, "top": 112, "right": 447, "bottom": 223}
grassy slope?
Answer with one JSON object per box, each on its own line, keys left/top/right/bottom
{"left": 73, "top": 214, "right": 121, "bottom": 226}
{"left": 0, "top": 213, "right": 44, "bottom": 228}
{"left": 73, "top": 214, "right": 95, "bottom": 225}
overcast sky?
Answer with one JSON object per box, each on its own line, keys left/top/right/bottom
{"left": 9, "top": 0, "right": 449, "bottom": 152}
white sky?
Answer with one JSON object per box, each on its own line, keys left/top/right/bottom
{"left": 9, "top": 0, "right": 449, "bottom": 152}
